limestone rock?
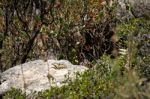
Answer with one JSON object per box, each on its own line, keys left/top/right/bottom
{"left": 0, "top": 60, "right": 88, "bottom": 95}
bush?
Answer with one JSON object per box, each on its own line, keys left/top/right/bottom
{"left": 1, "top": 1, "right": 150, "bottom": 99}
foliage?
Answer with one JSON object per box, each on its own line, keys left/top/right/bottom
{"left": 4, "top": 53, "right": 150, "bottom": 99}
{"left": 2, "top": 88, "right": 26, "bottom": 99}
{"left": 3, "top": 55, "right": 125, "bottom": 99}
{"left": 1, "top": 0, "right": 150, "bottom": 99}
{"left": 116, "top": 18, "right": 150, "bottom": 78}
{"left": 0, "top": 0, "right": 118, "bottom": 70}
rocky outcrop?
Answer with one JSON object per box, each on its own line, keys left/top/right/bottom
{"left": 0, "top": 60, "right": 88, "bottom": 95}
{"left": 117, "top": 0, "right": 150, "bottom": 20}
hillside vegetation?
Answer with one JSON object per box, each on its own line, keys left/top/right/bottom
{"left": 1, "top": 0, "right": 150, "bottom": 98}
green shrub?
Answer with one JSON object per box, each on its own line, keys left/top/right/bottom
{"left": 2, "top": 1, "right": 150, "bottom": 99}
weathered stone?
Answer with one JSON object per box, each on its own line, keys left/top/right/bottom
{"left": 0, "top": 60, "right": 88, "bottom": 95}
{"left": 117, "top": 0, "right": 150, "bottom": 20}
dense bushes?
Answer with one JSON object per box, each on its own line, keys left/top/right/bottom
{"left": 1, "top": 0, "right": 150, "bottom": 98}
{"left": 0, "top": 0, "right": 120, "bottom": 70}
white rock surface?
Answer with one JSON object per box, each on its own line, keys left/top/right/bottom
{"left": 0, "top": 60, "right": 88, "bottom": 95}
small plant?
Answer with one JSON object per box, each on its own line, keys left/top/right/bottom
{"left": 3, "top": 88, "right": 26, "bottom": 99}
